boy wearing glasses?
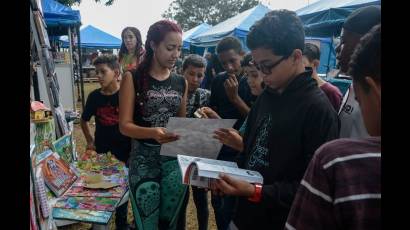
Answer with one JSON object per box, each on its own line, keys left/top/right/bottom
{"left": 211, "top": 10, "right": 339, "bottom": 229}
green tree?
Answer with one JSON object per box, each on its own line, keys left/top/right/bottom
{"left": 162, "top": 0, "right": 259, "bottom": 31}
{"left": 56, "top": 0, "right": 115, "bottom": 7}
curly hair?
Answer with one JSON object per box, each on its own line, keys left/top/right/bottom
{"left": 247, "top": 10, "right": 305, "bottom": 56}
{"left": 93, "top": 54, "right": 120, "bottom": 70}
{"left": 216, "top": 36, "right": 243, "bottom": 54}
{"left": 348, "top": 24, "right": 380, "bottom": 92}
{"left": 119, "top": 27, "right": 143, "bottom": 61}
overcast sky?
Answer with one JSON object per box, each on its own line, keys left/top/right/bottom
{"left": 72, "top": 0, "right": 319, "bottom": 43}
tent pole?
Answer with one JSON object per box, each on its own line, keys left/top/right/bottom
{"left": 68, "top": 26, "right": 77, "bottom": 110}
{"left": 77, "top": 25, "right": 85, "bottom": 111}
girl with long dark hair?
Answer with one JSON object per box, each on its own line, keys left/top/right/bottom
{"left": 119, "top": 20, "right": 187, "bottom": 230}
{"left": 119, "top": 27, "right": 144, "bottom": 73}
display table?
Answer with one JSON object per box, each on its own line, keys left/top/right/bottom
{"left": 50, "top": 160, "right": 129, "bottom": 229}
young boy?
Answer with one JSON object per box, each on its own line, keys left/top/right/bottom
{"left": 178, "top": 54, "right": 210, "bottom": 230}
{"left": 80, "top": 55, "right": 131, "bottom": 230}
{"left": 209, "top": 36, "right": 256, "bottom": 230}
{"left": 335, "top": 5, "right": 380, "bottom": 138}
{"left": 302, "top": 43, "right": 342, "bottom": 111}
{"left": 212, "top": 10, "right": 340, "bottom": 229}
{"left": 286, "top": 24, "right": 381, "bottom": 230}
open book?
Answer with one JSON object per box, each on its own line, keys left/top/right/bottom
{"left": 177, "top": 155, "right": 263, "bottom": 188}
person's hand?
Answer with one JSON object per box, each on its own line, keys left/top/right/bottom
{"left": 153, "top": 127, "right": 180, "bottom": 144}
{"left": 213, "top": 128, "right": 244, "bottom": 152}
{"left": 210, "top": 179, "right": 225, "bottom": 196}
{"left": 86, "top": 142, "right": 96, "bottom": 151}
{"left": 224, "top": 74, "right": 240, "bottom": 103}
{"left": 215, "top": 173, "right": 255, "bottom": 197}
{"left": 198, "top": 107, "right": 221, "bottom": 119}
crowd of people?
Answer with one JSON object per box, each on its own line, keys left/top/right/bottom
{"left": 80, "top": 5, "right": 381, "bottom": 230}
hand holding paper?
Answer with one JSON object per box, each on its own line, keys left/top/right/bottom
{"left": 213, "top": 128, "right": 244, "bottom": 152}
{"left": 153, "top": 127, "right": 180, "bottom": 144}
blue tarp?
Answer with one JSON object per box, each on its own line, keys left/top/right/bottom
{"left": 61, "top": 25, "right": 122, "bottom": 49}
{"left": 183, "top": 23, "right": 212, "bottom": 50}
{"left": 296, "top": 0, "right": 381, "bottom": 37}
{"left": 191, "top": 4, "right": 271, "bottom": 50}
{"left": 41, "top": 0, "right": 81, "bottom": 27}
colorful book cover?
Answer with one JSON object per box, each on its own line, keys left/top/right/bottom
{"left": 52, "top": 208, "right": 113, "bottom": 225}
{"left": 54, "top": 196, "right": 119, "bottom": 212}
{"left": 39, "top": 152, "right": 78, "bottom": 197}
{"left": 36, "top": 149, "right": 53, "bottom": 166}
{"left": 64, "top": 185, "right": 126, "bottom": 198}
{"left": 34, "top": 119, "right": 55, "bottom": 154}
{"left": 35, "top": 168, "right": 50, "bottom": 218}
{"left": 52, "top": 133, "right": 73, "bottom": 164}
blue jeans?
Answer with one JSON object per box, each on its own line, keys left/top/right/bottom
{"left": 211, "top": 195, "right": 236, "bottom": 230}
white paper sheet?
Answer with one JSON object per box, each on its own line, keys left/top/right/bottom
{"left": 160, "top": 117, "right": 237, "bottom": 158}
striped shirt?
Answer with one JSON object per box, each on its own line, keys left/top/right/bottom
{"left": 285, "top": 137, "right": 381, "bottom": 230}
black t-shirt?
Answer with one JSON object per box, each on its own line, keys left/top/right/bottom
{"left": 133, "top": 72, "right": 186, "bottom": 144}
{"left": 81, "top": 89, "right": 131, "bottom": 163}
{"left": 209, "top": 72, "right": 256, "bottom": 160}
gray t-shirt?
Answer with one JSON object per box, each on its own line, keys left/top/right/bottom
{"left": 338, "top": 83, "right": 370, "bottom": 138}
{"left": 186, "top": 88, "right": 211, "bottom": 118}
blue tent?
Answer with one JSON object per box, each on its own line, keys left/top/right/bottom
{"left": 191, "top": 4, "right": 271, "bottom": 51}
{"left": 41, "top": 0, "right": 81, "bottom": 27}
{"left": 296, "top": 0, "right": 381, "bottom": 37}
{"left": 183, "top": 23, "right": 212, "bottom": 50}
{"left": 61, "top": 25, "right": 122, "bottom": 49}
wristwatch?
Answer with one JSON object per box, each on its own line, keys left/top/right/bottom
{"left": 248, "top": 183, "right": 262, "bottom": 203}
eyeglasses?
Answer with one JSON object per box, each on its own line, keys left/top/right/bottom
{"left": 251, "top": 56, "right": 289, "bottom": 75}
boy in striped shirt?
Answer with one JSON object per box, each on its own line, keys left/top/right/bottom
{"left": 285, "top": 24, "right": 381, "bottom": 230}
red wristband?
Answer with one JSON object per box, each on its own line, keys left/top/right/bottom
{"left": 248, "top": 183, "right": 262, "bottom": 203}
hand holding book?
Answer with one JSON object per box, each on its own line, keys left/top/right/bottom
{"left": 211, "top": 173, "right": 255, "bottom": 197}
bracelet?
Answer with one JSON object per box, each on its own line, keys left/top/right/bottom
{"left": 248, "top": 183, "right": 262, "bottom": 203}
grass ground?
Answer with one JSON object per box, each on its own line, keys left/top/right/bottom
{"left": 59, "top": 83, "right": 217, "bottom": 230}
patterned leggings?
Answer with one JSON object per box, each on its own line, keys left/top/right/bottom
{"left": 128, "top": 140, "right": 187, "bottom": 230}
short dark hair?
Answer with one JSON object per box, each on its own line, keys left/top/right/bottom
{"left": 343, "top": 6, "right": 381, "bottom": 36}
{"left": 182, "top": 54, "right": 207, "bottom": 71}
{"left": 348, "top": 24, "right": 380, "bottom": 92}
{"left": 216, "top": 36, "right": 243, "bottom": 54}
{"left": 303, "top": 43, "right": 321, "bottom": 62}
{"left": 247, "top": 10, "right": 305, "bottom": 56}
{"left": 241, "top": 53, "right": 253, "bottom": 67}
{"left": 93, "top": 54, "right": 120, "bottom": 70}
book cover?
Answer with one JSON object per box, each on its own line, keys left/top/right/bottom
{"left": 177, "top": 154, "right": 263, "bottom": 188}
{"left": 39, "top": 152, "right": 78, "bottom": 197}
{"left": 52, "top": 208, "right": 113, "bottom": 225}
{"left": 52, "top": 133, "right": 74, "bottom": 164}
{"left": 54, "top": 196, "right": 119, "bottom": 212}
{"left": 64, "top": 185, "right": 126, "bottom": 198}
{"left": 35, "top": 168, "right": 50, "bottom": 218}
